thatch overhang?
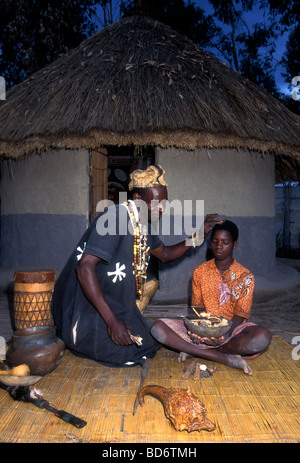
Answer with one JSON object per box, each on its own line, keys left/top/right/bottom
{"left": 0, "top": 13, "right": 299, "bottom": 181}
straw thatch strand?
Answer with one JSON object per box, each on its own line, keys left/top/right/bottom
{"left": 0, "top": 14, "right": 299, "bottom": 175}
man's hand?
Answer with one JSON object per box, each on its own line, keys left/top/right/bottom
{"left": 77, "top": 254, "right": 134, "bottom": 347}
{"left": 204, "top": 213, "right": 223, "bottom": 238}
{"left": 107, "top": 318, "right": 132, "bottom": 346}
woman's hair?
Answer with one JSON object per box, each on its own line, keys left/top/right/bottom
{"left": 211, "top": 220, "right": 239, "bottom": 242}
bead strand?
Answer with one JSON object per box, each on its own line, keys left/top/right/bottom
{"left": 128, "top": 206, "right": 150, "bottom": 298}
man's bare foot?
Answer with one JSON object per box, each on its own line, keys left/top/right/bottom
{"left": 178, "top": 352, "right": 192, "bottom": 363}
{"left": 226, "top": 354, "right": 253, "bottom": 375}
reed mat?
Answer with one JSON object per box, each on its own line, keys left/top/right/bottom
{"left": 0, "top": 336, "right": 299, "bottom": 443}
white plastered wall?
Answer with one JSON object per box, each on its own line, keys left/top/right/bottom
{"left": 156, "top": 147, "right": 275, "bottom": 218}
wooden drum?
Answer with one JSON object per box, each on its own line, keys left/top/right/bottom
{"left": 13, "top": 269, "right": 56, "bottom": 329}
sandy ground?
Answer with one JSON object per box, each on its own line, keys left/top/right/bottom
{"left": 249, "top": 284, "right": 300, "bottom": 344}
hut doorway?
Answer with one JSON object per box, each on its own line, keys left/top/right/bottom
{"left": 89, "top": 146, "right": 155, "bottom": 222}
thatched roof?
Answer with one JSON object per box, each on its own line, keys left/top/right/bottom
{"left": 0, "top": 13, "right": 299, "bottom": 180}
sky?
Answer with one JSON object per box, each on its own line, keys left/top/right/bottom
{"left": 192, "top": 0, "right": 291, "bottom": 94}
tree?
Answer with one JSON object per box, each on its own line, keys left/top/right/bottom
{"left": 0, "top": 0, "right": 96, "bottom": 88}
{"left": 265, "top": 0, "right": 299, "bottom": 28}
{"left": 207, "top": 0, "right": 255, "bottom": 72}
{"left": 238, "top": 23, "right": 281, "bottom": 98}
{"left": 264, "top": 0, "right": 300, "bottom": 113}
{"left": 92, "top": 0, "right": 126, "bottom": 28}
{"left": 281, "top": 25, "right": 300, "bottom": 82}
{"left": 205, "top": 0, "right": 282, "bottom": 96}
{"left": 265, "top": 0, "right": 299, "bottom": 82}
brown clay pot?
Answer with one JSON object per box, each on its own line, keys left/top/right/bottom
{"left": 6, "top": 325, "right": 65, "bottom": 376}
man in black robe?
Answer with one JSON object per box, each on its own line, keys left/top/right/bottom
{"left": 52, "top": 165, "right": 219, "bottom": 367}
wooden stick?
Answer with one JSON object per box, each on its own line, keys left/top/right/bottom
{"left": 182, "top": 358, "right": 198, "bottom": 379}
{"left": 0, "top": 383, "right": 87, "bottom": 428}
{"left": 133, "top": 357, "right": 150, "bottom": 415}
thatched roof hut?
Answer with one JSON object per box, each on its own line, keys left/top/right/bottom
{"left": 0, "top": 13, "right": 299, "bottom": 181}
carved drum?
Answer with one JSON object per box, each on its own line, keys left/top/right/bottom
{"left": 13, "top": 269, "right": 56, "bottom": 329}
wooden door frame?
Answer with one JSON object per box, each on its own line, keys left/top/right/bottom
{"left": 89, "top": 148, "right": 108, "bottom": 222}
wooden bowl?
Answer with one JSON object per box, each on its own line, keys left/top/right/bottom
{"left": 184, "top": 313, "right": 232, "bottom": 338}
{"left": 0, "top": 375, "right": 42, "bottom": 387}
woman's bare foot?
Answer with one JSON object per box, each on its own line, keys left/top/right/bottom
{"left": 226, "top": 354, "right": 253, "bottom": 375}
{"left": 179, "top": 352, "right": 253, "bottom": 374}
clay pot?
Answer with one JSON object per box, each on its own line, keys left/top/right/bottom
{"left": 6, "top": 325, "right": 65, "bottom": 376}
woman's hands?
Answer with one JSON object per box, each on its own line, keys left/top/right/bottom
{"left": 188, "top": 331, "right": 226, "bottom": 346}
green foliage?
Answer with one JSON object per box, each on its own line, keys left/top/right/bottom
{"left": 0, "top": 0, "right": 96, "bottom": 88}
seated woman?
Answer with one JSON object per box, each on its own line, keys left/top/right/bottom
{"left": 150, "top": 220, "right": 272, "bottom": 375}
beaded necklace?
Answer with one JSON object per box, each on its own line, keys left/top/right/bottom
{"left": 125, "top": 201, "right": 151, "bottom": 298}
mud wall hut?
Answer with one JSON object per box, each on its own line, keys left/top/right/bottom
{"left": 0, "top": 13, "right": 300, "bottom": 302}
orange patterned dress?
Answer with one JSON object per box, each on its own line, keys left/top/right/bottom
{"left": 191, "top": 258, "right": 254, "bottom": 320}
{"left": 160, "top": 259, "right": 257, "bottom": 352}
